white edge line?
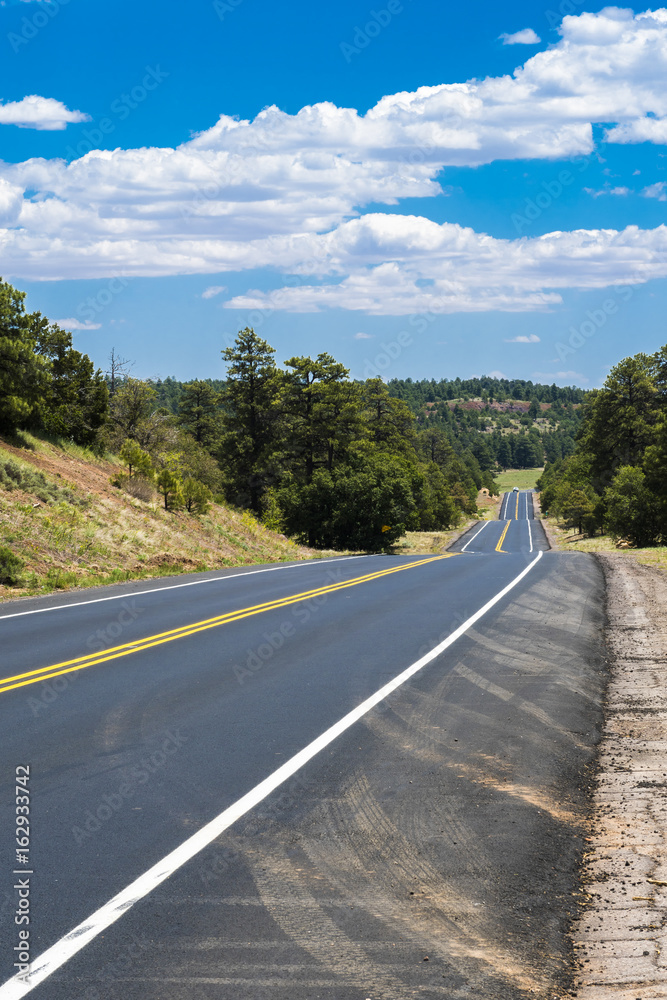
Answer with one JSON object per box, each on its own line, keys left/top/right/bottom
{"left": 0, "top": 556, "right": 371, "bottom": 621}
{"left": 0, "top": 550, "right": 544, "bottom": 999}
{"left": 528, "top": 517, "right": 533, "bottom": 553}
{"left": 460, "top": 521, "right": 490, "bottom": 553}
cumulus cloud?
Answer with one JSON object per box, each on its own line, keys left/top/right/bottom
{"left": 642, "top": 181, "right": 667, "bottom": 201}
{"left": 53, "top": 318, "right": 101, "bottom": 330}
{"left": 505, "top": 334, "right": 540, "bottom": 343}
{"left": 488, "top": 370, "right": 507, "bottom": 379}
{"left": 2, "top": 8, "right": 667, "bottom": 312}
{"left": 354, "top": 332, "right": 373, "bottom": 339}
{"left": 499, "top": 28, "right": 541, "bottom": 45}
{"left": 0, "top": 96, "right": 89, "bottom": 130}
{"left": 201, "top": 285, "right": 227, "bottom": 298}
{"left": 221, "top": 215, "right": 667, "bottom": 315}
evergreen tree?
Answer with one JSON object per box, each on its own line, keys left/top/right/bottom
{"left": 178, "top": 380, "right": 220, "bottom": 446}
{"left": 281, "top": 353, "right": 351, "bottom": 482}
{"left": 0, "top": 280, "right": 49, "bottom": 434}
{"left": 220, "top": 328, "right": 281, "bottom": 511}
{"left": 38, "top": 326, "right": 108, "bottom": 445}
{"left": 579, "top": 354, "right": 657, "bottom": 485}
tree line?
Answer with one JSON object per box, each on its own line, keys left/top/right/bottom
{"left": 538, "top": 344, "right": 667, "bottom": 546}
{"left": 0, "top": 280, "right": 108, "bottom": 444}
{"left": 388, "top": 376, "right": 587, "bottom": 406}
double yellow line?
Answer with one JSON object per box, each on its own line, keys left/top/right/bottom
{"left": 496, "top": 491, "right": 520, "bottom": 552}
{"left": 0, "top": 556, "right": 449, "bottom": 696}
{"left": 495, "top": 521, "right": 511, "bottom": 553}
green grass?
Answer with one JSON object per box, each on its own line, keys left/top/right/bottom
{"left": 495, "top": 468, "right": 544, "bottom": 492}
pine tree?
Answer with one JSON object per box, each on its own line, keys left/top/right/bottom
{"left": 178, "top": 380, "right": 220, "bottom": 447}
{"left": 220, "top": 328, "right": 281, "bottom": 511}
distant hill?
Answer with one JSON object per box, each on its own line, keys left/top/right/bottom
{"left": 387, "top": 377, "right": 588, "bottom": 470}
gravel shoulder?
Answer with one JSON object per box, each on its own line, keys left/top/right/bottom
{"left": 572, "top": 554, "right": 667, "bottom": 998}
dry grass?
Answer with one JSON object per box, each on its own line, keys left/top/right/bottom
{"left": 0, "top": 436, "right": 322, "bottom": 601}
{"left": 541, "top": 514, "right": 667, "bottom": 575}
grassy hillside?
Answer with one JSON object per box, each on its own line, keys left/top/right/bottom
{"left": 0, "top": 434, "right": 317, "bottom": 601}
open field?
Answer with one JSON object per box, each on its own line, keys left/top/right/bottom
{"left": 495, "top": 468, "right": 544, "bottom": 492}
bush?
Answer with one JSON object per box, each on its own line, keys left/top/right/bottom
{"left": 604, "top": 466, "right": 663, "bottom": 547}
{"left": 273, "top": 456, "right": 416, "bottom": 551}
{"left": 0, "top": 457, "right": 88, "bottom": 506}
{"left": 181, "top": 477, "right": 212, "bottom": 514}
{"left": 0, "top": 545, "right": 24, "bottom": 586}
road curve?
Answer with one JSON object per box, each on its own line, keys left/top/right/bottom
{"left": 0, "top": 524, "right": 605, "bottom": 999}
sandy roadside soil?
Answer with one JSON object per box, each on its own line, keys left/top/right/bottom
{"left": 571, "top": 554, "right": 667, "bottom": 998}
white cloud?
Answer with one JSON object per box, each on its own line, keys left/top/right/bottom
{"left": 488, "top": 370, "right": 507, "bottom": 379}
{"left": 0, "top": 96, "right": 89, "bottom": 130}
{"left": 201, "top": 285, "right": 227, "bottom": 298}
{"left": 499, "top": 28, "right": 541, "bottom": 45}
{"left": 584, "top": 185, "right": 631, "bottom": 198}
{"left": 354, "top": 331, "right": 373, "bottom": 339}
{"left": 533, "top": 370, "right": 589, "bottom": 383}
{"left": 1, "top": 8, "right": 667, "bottom": 309}
{"left": 642, "top": 181, "right": 667, "bottom": 201}
{"left": 53, "top": 317, "right": 101, "bottom": 330}
{"left": 505, "top": 334, "right": 540, "bottom": 343}
{"left": 221, "top": 215, "right": 667, "bottom": 315}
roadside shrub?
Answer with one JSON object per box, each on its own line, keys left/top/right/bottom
{"left": 181, "top": 477, "right": 212, "bottom": 514}
{"left": 0, "top": 457, "right": 88, "bottom": 507}
{"left": 0, "top": 545, "right": 24, "bottom": 586}
{"left": 604, "top": 466, "right": 663, "bottom": 548}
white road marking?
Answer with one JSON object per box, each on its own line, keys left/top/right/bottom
{"left": 0, "top": 556, "right": 371, "bottom": 621}
{"left": 0, "top": 551, "right": 544, "bottom": 999}
{"left": 460, "top": 521, "right": 491, "bottom": 553}
{"left": 528, "top": 518, "right": 533, "bottom": 553}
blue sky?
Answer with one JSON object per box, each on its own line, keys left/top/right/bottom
{"left": 1, "top": 0, "right": 666, "bottom": 387}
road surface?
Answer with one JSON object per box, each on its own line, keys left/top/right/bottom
{"left": 0, "top": 495, "right": 606, "bottom": 999}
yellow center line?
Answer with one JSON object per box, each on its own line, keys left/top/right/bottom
{"left": 0, "top": 555, "right": 451, "bottom": 696}
{"left": 495, "top": 521, "right": 511, "bottom": 553}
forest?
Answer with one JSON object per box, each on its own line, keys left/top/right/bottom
{"left": 538, "top": 345, "right": 667, "bottom": 547}
{"left": 1, "top": 276, "right": 593, "bottom": 551}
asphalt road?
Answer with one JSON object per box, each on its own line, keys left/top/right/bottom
{"left": 0, "top": 498, "right": 607, "bottom": 999}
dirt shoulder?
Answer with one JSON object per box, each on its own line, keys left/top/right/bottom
{"left": 572, "top": 554, "right": 667, "bottom": 998}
